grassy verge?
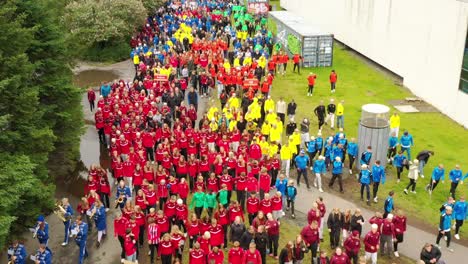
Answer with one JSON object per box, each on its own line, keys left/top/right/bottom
{"left": 267, "top": 41, "right": 468, "bottom": 240}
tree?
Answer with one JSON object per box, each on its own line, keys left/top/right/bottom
{"left": 65, "top": 0, "right": 147, "bottom": 47}
{"left": 141, "top": 0, "right": 165, "bottom": 14}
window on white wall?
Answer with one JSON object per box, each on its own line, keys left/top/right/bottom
{"left": 460, "top": 31, "right": 468, "bottom": 93}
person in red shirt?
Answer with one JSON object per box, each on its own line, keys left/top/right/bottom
{"left": 307, "top": 72, "right": 317, "bottom": 96}
{"left": 344, "top": 230, "right": 361, "bottom": 264}
{"left": 147, "top": 218, "right": 159, "bottom": 264}
{"left": 363, "top": 224, "right": 380, "bottom": 264}
{"left": 330, "top": 69, "right": 338, "bottom": 93}
{"left": 228, "top": 241, "right": 244, "bottom": 263}
{"left": 266, "top": 213, "right": 280, "bottom": 259}
{"left": 87, "top": 88, "right": 96, "bottom": 111}
{"left": 379, "top": 214, "right": 396, "bottom": 257}
{"left": 246, "top": 192, "right": 260, "bottom": 225}
{"left": 159, "top": 233, "right": 174, "bottom": 264}
{"left": 329, "top": 247, "right": 350, "bottom": 264}
{"left": 189, "top": 242, "right": 206, "bottom": 264}
{"left": 207, "top": 246, "right": 224, "bottom": 264}
{"left": 301, "top": 220, "right": 320, "bottom": 260}
{"left": 292, "top": 54, "right": 302, "bottom": 74}
{"left": 114, "top": 212, "right": 129, "bottom": 261}
{"left": 124, "top": 228, "right": 138, "bottom": 263}
{"left": 392, "top": 209, "right": 407, "bottom": 258}
{"left": 241, "top": 243, "right": 262, "bottom": 264}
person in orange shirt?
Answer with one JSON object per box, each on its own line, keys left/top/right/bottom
{"left": 330, "top": 70, "right": 338, "bottom": 93}
{"left": 307, "top": 72, "right": 317, "bottom": 96}
{"left": 292, "top": 54, "right": 302, "bottom": 74}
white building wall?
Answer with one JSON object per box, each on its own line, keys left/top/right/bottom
{"left": 280, "top": 0, "right": 468, "bottom": 127}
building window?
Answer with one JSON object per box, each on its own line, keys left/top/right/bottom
{"left": 460, "top": 31, "right": 468, "bottom": 93}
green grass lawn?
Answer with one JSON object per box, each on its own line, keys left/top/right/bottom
{"left": 268, "top": 43, "right": 468, "bottom": 239}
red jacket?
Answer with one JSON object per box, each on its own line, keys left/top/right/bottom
{"left": 266, "top": 219, "right": 280, "bottom": 236}
{"left": 156, "top": 216, "right": 170, "bottom": 234}
{"left": 178, "top": 182, "right": 189, "bottom": 199}
{"left": 249, "top": 144, "right": 262, "bottom": 160}
{"left": 207, "top": 250, "right": 224, "bottom": 264}
{"left": 307, "top": 75, "right": 317, "bottom": 85}
{"left": 208, "top": 224, "right": 224, "bottom": 246}
{"left": 187, "top": 221, "right": 201, "bottom": 237}
{"left": 164, "top": 201, "right": 176, "bottom": 217}
{"left": 242, "top": 249, "right": 261, "bottom": 264}
{"left": 260, "top": 199, "right": 272, "bottom": 215}
{"left": 307, "top": 209, "right": 321, "bottom": 226}
{"left": 229, "top": 206, "right": 244, "bottom": 223}
{"left": 147, "top": 223, "right": 159, "bottom": 244}
{"left": 271, "top": 196, "right": 282, "bottom": 211}
{"left": 300, "top": 226, "right": 319, "bottom": 245}
{"left": 114, "top": 217, "right": 128, "bottom": 238}
{"left": 246, "top": 197, "right": 260, "bottom": 214}
{"left": 330, "top": 253, "right": 350, "bottom": 264}
{"left": 159, "top": 240, "right": 174, "bottom": 256}
{"left": 380, "top": 221, "right": 396, "bottom": 238}
{"left": 175, "top": 204, "right": 188, "bottom": 221}
{"left": 344, "top": 236, "right": 361, "bottom": 256}
{"left": 369, "top": 216, "right": 384, "bottom": 231}
{"left": 363, "top": 231, "right": 380, "bottom": 253}
{"left": 258, "top": 174, "right": 271, "bottom": 193}
{"left": 189, "top": 249, "right": 206, "bottom": 264}
{"left": 228, "top": 247, "right": 244, "bottom": 264}
{"left": 393, "top": 215, "right": 407, "bottom": 235}
{"left": 197, "top": 236, "right": 211, "bottom": 253}
{"left": 124, "top": 235, "right": 137, "bottom": 256}
{"left": 245, "top": 176, "right": 258, "bottom": 192}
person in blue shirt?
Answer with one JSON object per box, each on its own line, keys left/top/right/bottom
{"left": 115, "top": 180, "right": 132, "bottom": 209}
{"left": 360, "top": 146, "right": 372, "bottom": 166}
{"left": 435, "top": 206, "right": 454, "bottom": 252}
{"left": 371, "top": 160, "right": 386, "bottom": 203}
{"left": 383, "top": 191, "right": 395, "bottom": 219}
{"left": 7, "top": 240, "right": 27, "bottom": 264}
{"left": 286, "top": 180, "right": 298, "bottom": 219}
{"left": 329, "top": 156, "right": 344, "bottom": 193}
{"left": 453, "top": 196, "right": 467, "bottom": 240}
{"left": 387, "top": 132, "right": 399, "bottom": 164}
{"left": 35, "top": 215, "right": 49, "bottom": 246}
{"left": 359, "top": 164, "right": 371, "bottom": 205}
{"left": 92, "top": 199, "right": 107, "bottom": 247}
{"left": 347, "top": 138, "right": 358, "bottom": 174}
{"left": 315, "top": 132, "right": 324, "bottom": 156}
{"left": 295, "top": 150, "right": 310, "bottom": 189}
{"left": 425, "top": 164, "right": 445, "bottom": 193}
{"left": 306, "top": 137, "right": 317, "bottom": 165}
{"left": 275, "top": 174, "right": 288, "bottom": 207}
{"left": 34, "top": 244, "right": 52, "bottom": 264}
{"left": 313, "top": 155, "right": 326, "bottom": 193}
{"left": 330, "top": 144, "right": 344, "bottom": 163}
{"left": 449, "top": 165, "right": 465, "bottom": 199}
{"left": 399, "top": 131, "right": 414, "bottom": 160}
{"left": 100, "top": 82, "right": 111, "bottom": 98}
{"left": 393, "top": 150, "right": 408, "bottom": 182}
{"left": 61, "top": 198, "right": 74, "bottom": 246}
{"left": 72, "top": 216, "right": 89, "bottom": 264}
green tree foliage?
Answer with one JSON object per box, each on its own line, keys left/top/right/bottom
{"left": 0, "top": 0, "right": 83, "bottom": 248}
{"left": 141, "top": 0, "right": 165, "bottom": 14}
{"left": 65, "top": 0, "right": 147, "bottom": 61}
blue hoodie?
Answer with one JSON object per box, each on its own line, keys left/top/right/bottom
{"left": 384, "top": 196, "right": 394, "bottom": 213}
{"left": 332, "top": 160, "right": 343, "bottom": 174}
{"left": 449, "top": 169, "right": 463, "bottom": 183}
{"left": 372, "top": 165, "right": 386, "bottom": 184}
{"left": 313, "top": 160, "right": 326, "bottom": 174}
{"left": 275, "top": 179, "right": 288, "bottom": 195}
{"left": 393, "top": 154, "right": 406, "bottom": 168}
{"left": 360, "top": 151, "right": 372, "bottom": 165}
{"left": 359, "top": 169, "right": 371, "bottom": 185}
{"left": 315, "top": 137, "right": 324, "bottom": 150}
{"left": 286, "top": 185, "right": 297, "bottom": 201}
{"left": 347, "top": 142, "right": 358, "bottom": 157}
{"left": 307, "top": 140, "right": 316, "bottom": 153}
{"left": 331, "top": 146, "right": 344, "bottom": 161}
{"left": 295, "top": 154, "right": 309, "bottom": 169}
{"left": 72, "top": 222, "right": 89, "bottom": 244}
{"left": 439, "top": 213, "right": 452, "bottom": 232}
{"left": 432, "top": 167, "right": 445, "bottom": 181}
{"left": 389, "top": 136, "right": 398, "bottom": 148}
{"left": 453, "top": 201, "right": 467, "bottom": 221}
{"left": 400, "top": 134, "right": 414, "bottom": 148}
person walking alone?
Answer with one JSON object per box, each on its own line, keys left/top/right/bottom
{"left": 404, "top": 159, "right": 419, "bottom": 194}
{"left": 329, "top": 157, "right": 344, "bottom": 193}
{"left": 314, "top": 101, "right": 326, "bottom": 132}
{"left": 295, "top": 150, "right": 311, "bottom": 189}
{"left": 425, "top": 164, "right": 445, "bottom": 193}
{"left": 325, "top": 99, "right": 336, "bottom": 130}
{"left": 307, "top": 72, "right": 317, "bottom": 96}
{"left": 330, "top": 70, "right": 338, "bottom": 93}
{"left": 336, "top": 100, "right": 344, "bottom": 129}
{"left": 435, "top": 206, "right": 454, "bottom": 252}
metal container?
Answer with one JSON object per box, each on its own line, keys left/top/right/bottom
{"left": 358, "top": 104, "right": 390, "bottom": 167}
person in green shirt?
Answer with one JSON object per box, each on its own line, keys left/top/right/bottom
{"left": 190, "top": 186, "right": 206, "bottom": 218}
{"left": 204, "top": 189, "right": 218, "bottom": 217}
{"left": 218, "top": 184, "right": 229, "bottom": 208}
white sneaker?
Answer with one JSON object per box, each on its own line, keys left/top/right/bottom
{"left": 421, "top": 174, "right": 425, "bottom": 178}
{"left": 319, "top": 188, "right": 324, "bottom": 193}
{"left": 148, "top": 250, "right": 151, "bottom": 255}
{"left": 61, "top": 242, "right": 68, "bottom": 246}
{"left": 373, "top": 197, "right": 378, "bottom": 203}
{"left": 411, "top": 191, "right": 417, "bottom": 194}
{"left": 397, "top": 179, "right": 400, "bottom": 183}
{"left": 105, "top": 208, "right": 109, "bottom": 212}
{"left": 349, "top": 169, "right": 352, "bottom": 174}
{"left": 455, "top": 234, "right": 460, "bottom": 240}
{"left": 394, "top": 251, "right": 399, "bottom": 257}
{"left": 404, "top": 189, "right": 408, "bottom": 194}
{"left": 121, "top": 259, "right": 125, "bottom": 263}
{"left": 444, "top": 236, "right": 447, "bottom": 241}
{"left": 447, "top": 247, "right": 454, "bottom": 253}
{"left": 313, "top": 182, "right": 317, "bottom": 187}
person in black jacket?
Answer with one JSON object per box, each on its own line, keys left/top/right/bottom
{"left": 327, "top": 208, "right": 344, "bottom": 249}
{"left": 239, "top": 226, "right": 255, "bottom": 250}
{"left": 254, "top": 225, "right": 269, "bottom": 264}
{"left": 229, "top": 216, "right": 246, "bottom": 244}
{"left": 287, "top": 99, "right": 297, "bottom": 121}
{"left": 420, "top": 243, "right": 445, "bottom": 264}
{"left": 278, "top": 241, "right": 294, "bottom": 264}
{"left": 325, "top": 98, "right": 336, "bottom": 129}
{"left": 187, "top": 87, "right": 198, "bottom": 111}
{"left": 292, "top": 234, "right": 309, "bottom": 263}
{"left": 350, "top": 209, "right": 365, "bottom": 237}
{"left": 416, "top": 150, "right": 434, "bottom": 178}
{"left": 314, "top": 100, "right": 326, "bottom": 131}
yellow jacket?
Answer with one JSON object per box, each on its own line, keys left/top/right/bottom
{"left": 291, "top": 132, "right": 301, "bottom": 146}
{"left": 261, "top": 122, "right": 271, "bottom": 136}
{"left": 223, "top": 62, "right": 231, "bottom": 72}
{"left": 390, "top": 114, "right": 400, "bottom": 128}
{"left": 266, "top": 112, "right": 277, "bottom": 125}
{"left": 228, "top": 97, "right": 240, "bottom": 109}
{"left": 269, "top": 125, "right": 281, "bottom": 143}
{"left": 337, "top": 103, "right": 344, "bottom": 116}
{"left": 259, "top": 140, "right": 270, "bottom": 155}
{"left": 133, "top": 55, "right": 140, "bottom": 65}
{"left": 264, "top": 99, "right": 275, "bottom": 113}
{"left": 207, "top": 106, "right": 219, "bottom": 120}
{"left": 258, "top": 56, "right": 266, "bottom": 68}
{"left": 209, "top": 122, "right": 218, "bottom": 131}
{"left": 228, "top": 120, "right": 237, "bottom": 131}
{"left": 243, "top": 56, "right": 252, "bottom": 66}
{"left": 233, "top": 58, "right": 240, "bottom": 68}
{"left": 289, "top": 140, "right": 298, "bottom": 155}
{"left": 248, "top": 99, "right": 261, "bottom": 119}
{"left": 269, "top": 144, "right": 278, "bottom": 157}
{"left": 280, "top": 145, "right": 292, "bottom": 160}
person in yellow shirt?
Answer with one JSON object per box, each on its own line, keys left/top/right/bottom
{"left": 269, "top": 142, "right": 279, "bottom": 158}
{"left": 223, "top": 59, "right": 231, "bottom": 72}
{"left": 265, "top": 110, "right": 277, "bottom": 125}
{"left": 291, "top": 129, "right": 301, "bottom": 152}
{"left": 233, "top": 56, "right": 241, "bottom": 68}
{"left": 133, "top": 54, "right": 140, "bottom": 70}
{"left": 209, "top": 119, "right": 219, "bottom": 131}
{"left": 243, "top": 56, "right": 252, "bottom": 66}
{"left": 261, "top": 121, "right": 271, "bottom": 140}
{"left": 337, "top": 100, "right": 345, "bottom": 129}
{"left": 228, "top": 94, "right": 240, "bottom": 109}
{"left": 389, "top": 112, "right": 401, "bottom": 137}
{"left": 269, "top": 123, "right": 281, "bottom": 143}
{"left": 264, "top": 96, "right": 275, "bottom": 114}
{"left": 259, "top": 137, "right": 270, "bottom": 157}
{"left": 280, "top": 142, "right": 292, "bottom": 177}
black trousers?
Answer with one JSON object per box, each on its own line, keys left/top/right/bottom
{"left": 427, "top": 179, "right": 440, "bottom": 191}
{"left": 330, "top": 228, "right": 341, "bottom": 248}
{"left": 118, "top": 235, "right": 125, "bottom": 259}
{"left": 293, "top": 63, "right": 300, "bottom": 74}
{"left": 89, "top": 100, "right": 95, "bottom": 111}
{"left": 149, "top": 243, "right": 158, "bottom": 263}
{"left": 308, "top": 85, "right": 314, "bottom": 94}
{"left": 195, "top": 206, "right": 203, "bottom": 219}
{"left": 436, "top": 230, "right": 451, "bottom": 247}
{"left": 373, "top": 182, "right": 380, "bottom": 198}
{"left": 348, "top": 155, "right": 355, "bottom": 170}
{"left": 287, "top": 199, "right": 295, "bottom": 215}
{"left": 387, "top": 147, "right": 397, "bottom": 160}
{"left": 405, "top": 179, "right": 416, "bottom": 191}
{"left": 318, "top": 118, "right": 325, "bottom": 129}
{"left": 161, "top": 254, "right": 172, "bottom": 264}
{"left": 277, "top": 113, "right": 285, "bottom": 124}
{"left": 297, "top": 168, "right": 310, "bottom": 188}
{"left": 455, "top": 219, "right": 464, "bottom": 234}
{"left": 360, "top": 184, "right": 370, "bottom": 201}
{"left": 237, "top": 190, "right": 246, "bottom": 212}
{"left": 146, "top": 147, "right": 154, "bottom": 161}
{"left": 329, "top": 173, "right": 343, "bottom": 192}
{"left": 450, "top": 182, "right": 459, "bottom": 199}
{"left": 308, "top": 243, "right": 318, "bottom": 263}
{"left": 269, "top": 234, "right": 279, "bottom": 256}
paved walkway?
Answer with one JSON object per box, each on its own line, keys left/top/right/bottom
{"left": 292, "top": 180, "right": 466, "bottom": 263}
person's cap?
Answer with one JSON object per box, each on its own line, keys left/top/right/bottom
{"left": 387, "top": 214, "right": 394, "bottom": 219}
{"left": 352, "top": 230, "right": 359, "bottom": 237}
{"left": 37, "top": 215, "right": 45, "bottom": 222}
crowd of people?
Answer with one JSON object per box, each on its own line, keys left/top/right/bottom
{"left": 6, "top": 1, "right": 468, "bottom": 264}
